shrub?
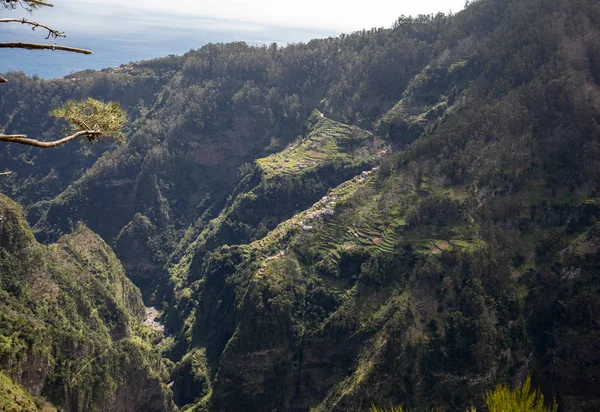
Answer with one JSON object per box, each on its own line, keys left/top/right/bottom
{"left": 485, "top": 377, "right": 558, "bottom": 412}
{"left": 371, "top": 406, "right": 404, "bottom": 412}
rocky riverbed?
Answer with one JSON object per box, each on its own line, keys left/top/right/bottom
{"left": 144, "top": 306, "right": 165, "bottom": 334}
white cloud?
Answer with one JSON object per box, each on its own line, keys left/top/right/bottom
{"left": 54, "top": 0, "right": 465, "bottom": 32}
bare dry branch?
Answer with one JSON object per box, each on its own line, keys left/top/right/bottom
{"left": 0, "top": 18, "right": 65, "bottom": 39}
{"left": 0, "top": 42, "right": 91, "bottom": 54}
{"left": 24, "top": 0, "right": 54, "bottom": 6}
{"left": 4, "top": 0, "right": 54, "bottom": 8}
{"left": 0, "top": 130, "right": 102, "bottom": 148}
{"left": 0, "top": 171, "right": 13, "bottom": 176}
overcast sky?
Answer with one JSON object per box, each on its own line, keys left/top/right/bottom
{"left": 8, "top": 0, "right": 466, "bottom": 33}
{"left": 109, "top": 0, "right": 465, "bottom": 31}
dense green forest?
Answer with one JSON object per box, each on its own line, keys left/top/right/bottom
{"left": 1, "top": 0, "right": 600, "bottom": 410}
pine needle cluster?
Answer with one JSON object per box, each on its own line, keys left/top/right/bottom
{"left": 51, "top": 98, "right": 126, "bottom": 142}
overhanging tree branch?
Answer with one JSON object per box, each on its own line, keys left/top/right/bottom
{"left": 0, "top": 130, "right": 103, "bottom": 148}
{"left": 0, "top": 42, "right": 91, "bottom": 54}
{"left": 0, "top": 18, "right": 65, "bottom": 39}
{"left": 23, "top": 0, "right": 54, "bottom": 6}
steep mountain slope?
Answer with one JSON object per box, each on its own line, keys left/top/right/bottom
{"left": 1, "top": 0, "right": 600, "bottom": 410}
{"left": 156, "top": 0, "right": 600, "bottom": 410}
{"left": 0, "top": 194, "right": 173, "bottom": 411}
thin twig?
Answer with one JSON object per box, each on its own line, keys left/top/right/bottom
{"left": 0, "top": 171, "right": 13, "bottom": 176}
{"left": 0, "top": 42, "right": 91, "bottom": 54}
{"left": 24, "top": 0, "right": 54, "bottom": 6}
{"left": 0, "top": 18, "right": 65, "bottom": 39}
{"left": 0, "top": 130, "right": 103, "bottom": 148}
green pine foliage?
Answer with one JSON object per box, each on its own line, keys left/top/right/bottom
{"left": 51, "top": 98, "right": 126, "bottom": 142}
{"left": 485, "top": 378, "right": 558, "bottom": 412}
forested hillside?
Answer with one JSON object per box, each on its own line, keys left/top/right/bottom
{"left": 0, "top": 195, "right": 173, "bottom": 411}
{"left": 1, "top": 0, "right": 600, "bottom": 410}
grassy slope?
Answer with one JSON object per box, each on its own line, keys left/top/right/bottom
{"left": 257, "top": 110, "right": 383, "bottom": 176}
{"left": 0, "top": 372, "right": 42, "bottom": 412}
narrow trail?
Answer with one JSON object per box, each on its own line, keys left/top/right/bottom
{"left": 70, "top": 348, "right": 109, "bottom": 385}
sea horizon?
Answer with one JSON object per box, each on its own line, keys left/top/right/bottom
{"left": 0, "top": 14, "right": 338, "bottom": 79}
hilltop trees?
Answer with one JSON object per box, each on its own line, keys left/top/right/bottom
{"left": 0, "top": 0, "right": 124, "bottom": 175}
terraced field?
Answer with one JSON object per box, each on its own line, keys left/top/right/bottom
{"left": 257, "top": 110, "right": 386, "bottom": 177}
{"left": 249, "top": 166, "right": 479, "bottom": 278}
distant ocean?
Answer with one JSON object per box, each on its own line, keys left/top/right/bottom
{"left": 0, "top": 13, "right": 337, "bottom": 79}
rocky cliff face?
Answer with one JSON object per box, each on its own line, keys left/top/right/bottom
{"left": 0, "top": 194, "right": 173, "bottom": 411}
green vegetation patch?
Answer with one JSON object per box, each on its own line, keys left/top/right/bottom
{"left": 0, "top": 372, "right": 40, "bottom": 412}
{"left": 257, "top": 110, "right": 384, "bottom": 177}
